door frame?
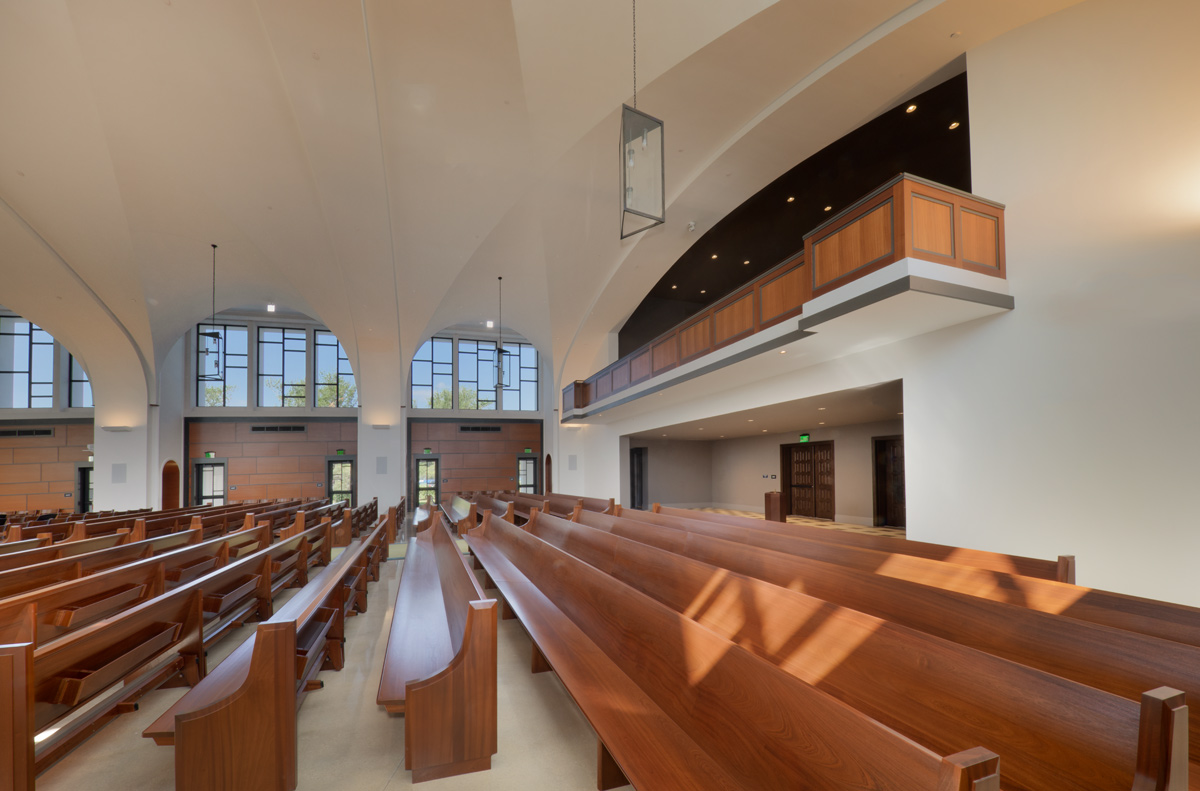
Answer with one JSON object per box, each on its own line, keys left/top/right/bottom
{"left": 412, "top": 454, "right": 441, "bottom": 508}
{"left": 192, "top": 458, "right": 229, "bottom": 506}
{"left": 326, "top": 455, "right": 357, "bottom": 508}
{"left": 779, "top": 441, "right": 835, "bottom": 520}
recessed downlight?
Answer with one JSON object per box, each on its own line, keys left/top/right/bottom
{"left": 700, "top": 290, "right": 707, "bottom": 294}
{"left": 786, "top": 196, "right": 795, "bottom": 203}
{"left": 671, "top": 284, "right": 677, "bottom": 289}
{"left": 747, "top": 419, "right": 754, "bottom": 422}
{"left": 267, "top": 304, "right": 276, "bottom": 312}
{"left": 761, "top": 429, "right": 767, "bottom": 433}
{"left": 819, "top": 422, "right": 825, "bottom": 425}
{"left": 779, "top": 350, "right": 786, "bottom": 354}
{"left": 817, "top": 407, "right": 825, "bottom": 411}
{"left": 906, "top": 104, "right": 917, "bottom": 113}
{"left": 824, "top": 205, "right": 832, "bottom": 212}
{"left": 949, "top": 121, "right": 960, "bottom": 130}
{"left": 711, "top": 254, "right": 718, "bottom": 259}
{"left": 743, "top": 260, "right": 750, "bottom": 265}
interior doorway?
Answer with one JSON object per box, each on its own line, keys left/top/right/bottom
{"left": 414, "top": 457, "right": 439, "bottom": 508}
{"left": 161, "top": 460, "right": 180, "bottom": 510}
{"left": 873, "top": 436, "right": 906, "bottom": 527}
{"left": 328, "top": 459, "right": 355, "bottom": 508}
{"left": 779, "top": 441, "right": 834, "bottom": 520}
{"left": 77, "top": 466, "right": 94, "bottom": 513}
{"left": 629, "top": 446, "right": 649, "bottom": 511}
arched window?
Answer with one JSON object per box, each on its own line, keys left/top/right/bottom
{"left": 410, "top": 335, "right": 538, "bottom": 412}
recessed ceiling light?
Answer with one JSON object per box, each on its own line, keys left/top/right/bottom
{"left": 747, "top": 419, "right": 754, "bottom": 422}
{"left": 743, "top": 260, "right": 749, "bottom": 265}
{"left": 698, "top": 428, "right": 704, "bottom": 431}
{"left": 948, "top": 122, "right": 960, "bottom": 130}
{"left": 824, "top": 205, "right": 832, "bottom": 212}
{"left": 906, "top": 104, "right": 917, "bottom": 113}
{"left": 267, "top": 304, "right": 276, "bottom": 312}
{"left": 761, "top": 429, "right": 767, "bottom": 433}
{"left": 779, "top": 350, "right": 786, "bottom": 354}
{"left": 662, "top": 434, "right": 667, "bottom": 437}
{"left": 486, "top": 320, "right": 494, "bottom": 328}
{"left": 700, "top": 290, "right": 707, "bottom": 294}
{"left": 817, "top": 407, "right": 825, "bottom": 411}
{"left": 819, "top": 422, "right": 825, "bottom": 425}
{"left": 786, "top": 196, "right": 795, "bottom": 203}
{"left": 671, "top": 284, "right": 677, "bottom": 289}
{"left": 711, "top": 254, "right": 718, "bottom": 259}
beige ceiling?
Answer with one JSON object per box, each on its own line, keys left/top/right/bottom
{"left": 0, "top": 0, "right": 1081, "bottom": 413}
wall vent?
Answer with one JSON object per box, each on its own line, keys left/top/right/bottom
{"left": 250, "top": 425, "right": 307, "bottom": 433}
{"left": 0, "top": 428, "right": 54, "bottom": 438}
{"left": 459, "top": 425, "right": 502, "bottom": 433}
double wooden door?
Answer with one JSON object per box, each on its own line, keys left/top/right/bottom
{"left": 781, "top": 441, "right": 834, "bottom": 520}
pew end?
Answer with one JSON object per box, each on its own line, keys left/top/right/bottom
{"left": 1133, "top": 686, "right": 1188, "bottom": 791}
{"left": 938, "top": 747, "right": 1001, "bottom": 791}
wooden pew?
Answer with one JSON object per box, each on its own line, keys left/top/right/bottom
{"left": 645, "top": 504, "right": 1074, "bottom": 582}
{"left": 491, "top": 492, "right": 548, "bottom": 524}
{"left": 0, "top": 529, "right": 203, "bottom": 598}
{"left": 377, "top": 513, "right": 496, "bottom": 782}
{"left": 526, "top": 509, "right": 1186, "bottom": 791}
{"left": 577, "top": 508, "right": 1200, "bottom": 773}
{"left": 466, "top": 512, "right": 1002, "bottom": 791}
{"left": 543, "top": 494, "right": 583, "bottom": 520}
{"left": 0, "top": 519, "right": 332, "bottom": 653}
{"left": 440, "top": 495, "right": 477, "bottom": 537}
{"left": 468, "top": 493, "right": 514, "bottom": 524}
{"left": 611, "top": 507, "right": 1200, "bottom": 649}
{"left": 0, "top": 580, "right": 208, "bottom": 785}
{"left": 142, "top": 520, "right": 386, "bottom": 791}
{"left": 552, "top": 493, "right": 615, "bottom": 514}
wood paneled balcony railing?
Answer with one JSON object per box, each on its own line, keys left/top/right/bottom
{"left": 564, "top": 174, "right": 1006, "bottom": 415}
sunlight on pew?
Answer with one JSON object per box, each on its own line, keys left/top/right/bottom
{"left": 681, "top": 568, "right": 730, "bottom": 620}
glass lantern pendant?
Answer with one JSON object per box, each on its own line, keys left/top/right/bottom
{"left": 620, "top": 104, "right": 664, "bottom": 239}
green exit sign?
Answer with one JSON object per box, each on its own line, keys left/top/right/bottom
{"left": 423, "top": 448, "right": 432, "bottom": 454}
{"left": 798, "top": 433, "right": 810, "bottom": 443}
{"left": 524, "top": 448, "right": 532, "bottom": 454}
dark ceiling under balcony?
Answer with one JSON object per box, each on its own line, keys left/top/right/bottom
{"left": 618, "top": 71, "right": 971, "bottom": 357}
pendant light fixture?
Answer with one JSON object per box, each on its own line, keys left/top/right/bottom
{"left": 495, "top": 276, "right": 516, "bottom": 394}
{"left": 620, "top": 0, "right": 664, "bottom": 239}
{"left": 197, "top": 243, "right": 223, "bottom": 382}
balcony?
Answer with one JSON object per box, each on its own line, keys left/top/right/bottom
{"left": 562, "top": 174, "right": 1012, "bottom": 419}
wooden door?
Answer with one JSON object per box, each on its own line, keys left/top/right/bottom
{"left": 781, "top": 442, "right": 834, "bottom": 520}
{"left": 873, "top": 437, "right": 906, "bottom": 527}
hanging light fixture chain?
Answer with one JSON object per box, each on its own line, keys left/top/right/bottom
{"left": 210, "top": 244, "right": 217, "bottom": 328}
{"left": 632, "top": 0, "right": 637, "bottom": 109}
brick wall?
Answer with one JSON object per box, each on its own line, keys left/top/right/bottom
{"left": 187, "top": 419, "right": 357, "bottom": 503}
{"left": 409, "top": 419, "right": 542, "bottom": 501}
{"left": 0, "top": 422, "right": 93, "bottom": 512}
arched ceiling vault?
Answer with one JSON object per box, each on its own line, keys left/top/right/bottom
{"left": 0, "top": 0, "right": 1081, "bottom": 407}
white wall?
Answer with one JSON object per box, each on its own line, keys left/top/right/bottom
{"left": 628, "top": 438, "right": 714, "bottom": 508}
{"left": 711, "top": 419, "right": 903, "bottom": 524}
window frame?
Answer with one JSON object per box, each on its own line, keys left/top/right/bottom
{"left": 410, "top": 334, "right": 540, "bottom": 413}
{"left": 195, "top": 323, "right": 250, "bottom": 408}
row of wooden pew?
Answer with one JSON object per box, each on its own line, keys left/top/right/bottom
{"left": 447, "top": 495, "right": 1191, "bottom": 791}
{"left": 0, "top": 497, "right": 395, "bottom": 791}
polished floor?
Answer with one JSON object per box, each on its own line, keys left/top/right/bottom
{"left": 38, "top": 551, "right": 615, "bottom": 791}
{"left": 695, "top": 507, "right": 907, "bottom": 538}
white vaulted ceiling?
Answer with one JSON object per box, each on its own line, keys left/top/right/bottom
{"left": 0, "top": 0, "right": 1081, "bottom": 410}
